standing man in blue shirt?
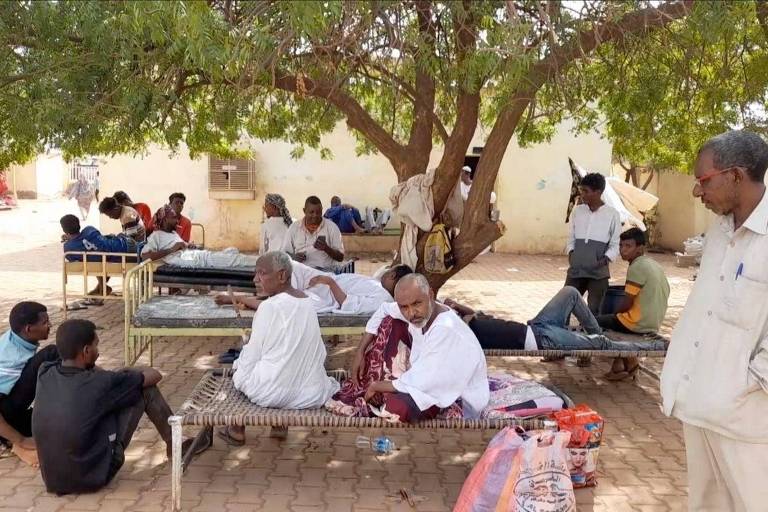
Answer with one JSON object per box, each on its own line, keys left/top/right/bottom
{"left": 0, "top": 301, "right": 58, "bottom": 466}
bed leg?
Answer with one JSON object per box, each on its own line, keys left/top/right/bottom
{"left": 170, "top": 415, "right": 183, "bottom": 511}
{"left": 269, "top": 426, "right": 288, "bottom": 439}
{"left": 149, "top": 337, "right": 154, "bottom": 367}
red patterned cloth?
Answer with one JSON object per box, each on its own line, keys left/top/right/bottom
{"left": 325, "top": 316, "right": 462, "bottom": 420}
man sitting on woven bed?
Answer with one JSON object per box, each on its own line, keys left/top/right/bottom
{"left": 141, "top": 205, "right": 257, "bottom": 269}
{"left": 442, "top": 286, "right": 668, "bottom": 367}
{"left": 217, "top": 251, "right": 340, "bottom": 446}
{"left": 326, "top": 273, "right": 490, "bottom": 423}
{"left": 215, "top": 260, "right": 413, "bottom": 315}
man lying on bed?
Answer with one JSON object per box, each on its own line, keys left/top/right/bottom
{"left": 443, "top": 286, "right": 668, "bottom": 356}
{"left": 216, "top": 251, "right": 339, "bottom": 446}
{"left": 141, "top": 205, "right": 257, "bottom": 268}
{"left": 60, "top": 214, "right": 138, "bottom": 297}
{"left": 214, "top": 260, "right": 413, "bottom": 315}
{"left": 326, "top": 274, "right": 489, "bottom": 423}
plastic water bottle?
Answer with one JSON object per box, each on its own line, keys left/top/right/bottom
{"left": 372, "top": 436, "right": 395, "bottom": 455}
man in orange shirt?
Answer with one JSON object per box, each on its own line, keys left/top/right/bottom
{"left": 168, "top": 192, "right": 192, "bottom": 242}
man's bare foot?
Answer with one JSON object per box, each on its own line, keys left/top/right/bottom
{"left": 87, "top": 285, "right": 113, "bottom": 296}
{"left": 12, "top": 444, "right": 39, "bottom": 467}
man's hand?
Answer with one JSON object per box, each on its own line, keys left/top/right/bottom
{"left": 214, "top": 294, "right": 232, "bottom": 305}
{"left": 351, "top": 350, "right": 366, "bottom": 386}
{"left": 308, "top": 275, "right": 334, "bottom": 288}
{"left": 171, "top": 241, "right": 187, "bottom": 252}
{"left": 313, "top": 238, "right": 329, "bottom": 251}
{"left": 364, "top": 382, "right": 381, "bottom": 402}
{"left": 295, "top": 252, "right": 307, "bottom": 262}
{"left": 364, "top": 380, "right": 396, "bottom": 403}
{"left": 595, "top": 256, "right": 609, "bottom": 268}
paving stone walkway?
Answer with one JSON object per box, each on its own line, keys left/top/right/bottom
{"left": 0, "top": 200, "right": 695, "bottom": 511}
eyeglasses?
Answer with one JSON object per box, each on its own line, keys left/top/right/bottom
{"left": 693, "top": 166, "right": 742, "bottom": 188}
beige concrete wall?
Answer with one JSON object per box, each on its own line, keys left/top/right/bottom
{"left": 97, "top": 121, "right": 613, "bottom": 253}
{"left": 654, "top": 171, "right": 713, "bottom": 251}
{"left": 97, "top": 125, "right": 406, "bottom": 250}
{"left": 10, "top": 161, "right": 37, "bottom": 198}
{"left": 35, "top": 153, "right": 68, "bottom": 199}
{"left": 491, "top": 121, "right": 613, "bottom": 253}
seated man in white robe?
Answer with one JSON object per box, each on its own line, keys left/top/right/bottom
{"left": 217, "top": 251, "right": 339, "bottom": 446}
{"left": 141, "top": 205, "right": 257, "bottom": 268}
{"left": 332, "top": 274, "right": 489, "bottom": 423}
{"left": 215, "top": 261, "right": 413, "bottom": 315}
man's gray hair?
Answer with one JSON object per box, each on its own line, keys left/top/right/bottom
{"left": 699, "top": 130, "right": 768, "bottom": 182}
{"left": 257, "top": 251, "right": 293, "bottom": 279}
{"left": 394, "top": 272, "right": 431, "bottom": 295}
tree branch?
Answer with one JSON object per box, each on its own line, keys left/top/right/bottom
{"left": 432, "top": 1, "right": 481, "bottom": 213}
{"left": 404, "top": 0, "right": 438, "bottom": 179}
{"left": 270, "top": 72, "right": 407, "bottom": 170}
{"left": 462, "top": 1, "right": 693, "bottom": 234}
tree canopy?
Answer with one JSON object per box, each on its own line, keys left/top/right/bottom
{"left": 4, "top": 0, "right": 763, "bottom": 284}
{"left": 572, "top": 1, "right": 768, "bottom": 173}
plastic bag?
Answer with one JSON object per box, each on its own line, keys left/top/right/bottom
{"left": 454, "top": 428, "right": 526, "bottom": 511}
{"left": 495, "top": 430, "right": 575, "bottom": 512}
{"left": 552, "top": 404, "right": 604, "bottom": 488}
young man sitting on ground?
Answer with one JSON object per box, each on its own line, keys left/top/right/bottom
{"left": 60, "top": 214, "right": 138, "bottom": 297}
{"left": 327, "top": 274, "right": 489, "bottom": 422}
{"left": 443, "top": 286, "right": 667, "bottom": 362}
{"left": 141, "top": 205, "right": 256, "bottom": 268}
{"left": 33, "top": 319, "right": 199, "bottom": 495}
{"left": 597, "top": 228, "right": 670, "bottom": 381}
{"left": 0, "top": 302, "right": 57, "bottom": 467}
{"left": 217, "top": 252, "right": 340, "bottom": 446}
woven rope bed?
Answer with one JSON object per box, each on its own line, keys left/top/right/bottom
{"left": 168, "top": 368, "right": 548, "bottom": 510}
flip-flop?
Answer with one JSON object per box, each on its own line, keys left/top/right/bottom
{"left": 218, "top": 353, "right": 240, "bottom": 364}
{"left": 216, "top": 427, "right": 245, "bottom": 446}
{"left": 218, "top": 348, "right": 242, "bottom": 364}
{"left": 65, "top": 302, "right": 88, "bottom": 311}
{"left": 82, "top": 298, "right": 104, "bottom": 306}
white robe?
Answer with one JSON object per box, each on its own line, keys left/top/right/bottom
{"left": 365, "top": 302, "right": 489, "bottom": 418}
{"left": 142, "top": 230, "right": 257, "bottom": 268}
{"left": 232, "top": 293, "right": 339, "bottom": 408}
{"left": 290, "top": 261, "right": 394, "bottom": 314}
{"left": 260, "top": 217, "right": 290, "bottom": 255}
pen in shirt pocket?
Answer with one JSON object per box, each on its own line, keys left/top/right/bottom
{"left": 736, "top": 263, "right": 744, "bottom": 281}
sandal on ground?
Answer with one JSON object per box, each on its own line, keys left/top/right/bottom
{"left": 576, "top": 356, "right": 593, "bottom": 367}
{"left": 603, "top": 363, "right": 640, "bottom": 382}
{"left": 167, "top": 436, "right": 212, "bottom": 459}
{"left": 216, "top": 426, "right": 245, "bottom": 446}
{"left": 541, "top": 355, "right": 566, "bottom": 362}
{"left": 82, "top": 298, "right": 104, "bottom": 306}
